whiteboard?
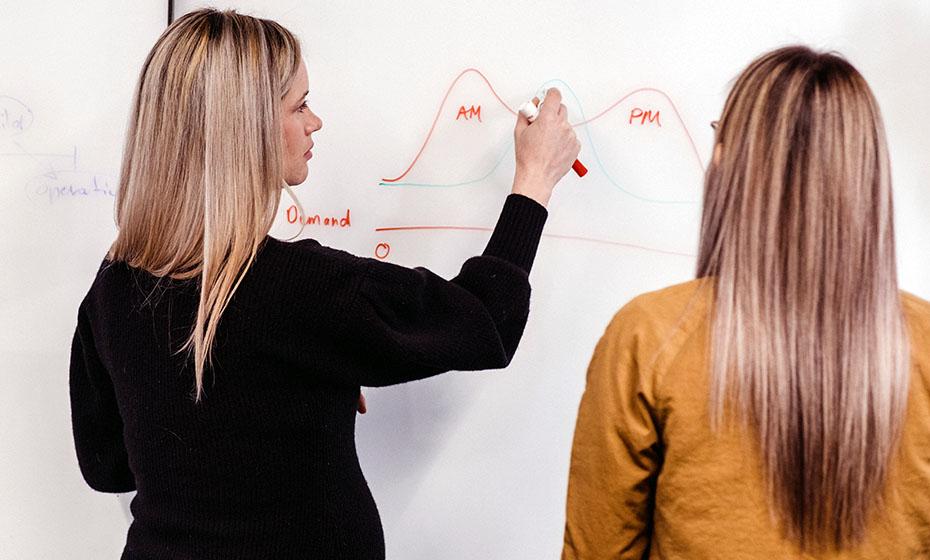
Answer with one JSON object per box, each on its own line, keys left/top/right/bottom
{"left": 3, "top": 1, "right": 929, "bottom": 558}
{"left": 0, "top": 2, "right": 170, "bottom": 557}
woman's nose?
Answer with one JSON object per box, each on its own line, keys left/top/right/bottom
{"left": 307, "top": 111, "right": 322, "bottom": 133}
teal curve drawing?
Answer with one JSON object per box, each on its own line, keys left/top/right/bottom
{"left": 378, "top": 68, "right": 704, "bottom": 204}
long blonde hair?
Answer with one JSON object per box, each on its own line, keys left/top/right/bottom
{"left": 696, "top": 46, "right": 910, "bottom": 552}
{"left": 108, "top": 9, "right": 302, "bottom": 401}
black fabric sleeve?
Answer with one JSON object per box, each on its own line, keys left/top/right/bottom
{"left": 482, "top": 193, "right": 549, "bottom": 273}
{"left": 335, "top": 194, "right": 548, "bottom": 386}
{"left": 69, "top": 305, "right": 135, "bottom": 493}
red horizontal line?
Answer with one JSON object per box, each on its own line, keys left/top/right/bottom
{"left": 376, "top": 225, "right": 493, "bottom": 232}
{"left": 373, "top": 225, "right": 695, "bottom": 258}
{"left": 0, "top": 152, "right": 73, "bottom": 157}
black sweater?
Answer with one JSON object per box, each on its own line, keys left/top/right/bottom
{"left": 69, "top": 194, "right": 547, "bottom": 559}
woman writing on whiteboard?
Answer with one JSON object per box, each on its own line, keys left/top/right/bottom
{"left": 563, "top": 46, "right": 930, "bottom": 558}
{"left": 69, "top": 8, "right": 579, "bottom": 559}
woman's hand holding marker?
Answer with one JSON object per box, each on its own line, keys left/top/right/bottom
{"left": 519, "top": 89, "right": 587, "bottom": 178}
{"left": 511, "top": 88, "right": 583, "bottom": 208}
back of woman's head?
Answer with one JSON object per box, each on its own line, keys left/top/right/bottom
{"left": 109, "top": 9, "right": 302, "bottom": 400}
{"left": 696, "top": 46, "right": 909, "bottom": 552}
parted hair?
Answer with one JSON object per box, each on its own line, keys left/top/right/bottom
{"left": 109, "top": 8, "right": 302, "bottom": 401}
{"left": 696, "top": 46, "right": 909, "bottom": 553}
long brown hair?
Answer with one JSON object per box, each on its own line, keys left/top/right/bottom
{"left": 696, "top": 46, "right": 910, "bottom": 552}
{"left": 108, "top": 9, "right": 302, "bottom": 401}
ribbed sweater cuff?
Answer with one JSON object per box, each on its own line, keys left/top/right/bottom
{"left": 482, "top": 194, "right": 548, "bottom": 274}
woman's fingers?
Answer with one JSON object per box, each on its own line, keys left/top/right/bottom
{"left": 539, "top": 88, "right": 562, "bottom": 118}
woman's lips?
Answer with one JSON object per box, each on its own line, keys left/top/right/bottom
{"left": 304, "top": 146, "right": 313, "bottom": 160}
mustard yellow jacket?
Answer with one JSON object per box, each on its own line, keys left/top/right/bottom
{"left": 563, "top": 279, "right": 930, "bottom": 559}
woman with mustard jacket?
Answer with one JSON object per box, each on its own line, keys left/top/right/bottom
{"left": 563, "top": 46, "right": 930, "bottom": 559}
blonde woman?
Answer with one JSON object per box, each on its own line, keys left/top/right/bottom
{"left": 69, "top": 9, "right": 579, "bottom": 559}
{"left": 563, "top": 46, "right": 930, "bottom": 559}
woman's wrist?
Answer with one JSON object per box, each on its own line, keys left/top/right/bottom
{"left": 511, "top": 172, "right": 553, "bottom": 208}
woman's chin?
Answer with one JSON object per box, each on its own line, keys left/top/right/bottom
{"left": 284, "top": 168, "right": 309, "bottom": 186}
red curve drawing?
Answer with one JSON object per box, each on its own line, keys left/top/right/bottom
{"left": 380, "top": 68, "right": 705, "bottom": 184}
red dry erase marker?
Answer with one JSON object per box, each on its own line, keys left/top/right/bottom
{"left": 518, "top": 97, "right": 588, "bottom": 177}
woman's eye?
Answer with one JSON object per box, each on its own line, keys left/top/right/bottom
{"left": 298, "top": 100, "right": 308, "bottom": 112}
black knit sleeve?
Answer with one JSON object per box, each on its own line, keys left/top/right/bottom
{"left": 336, "top": 194, "right": 548, "bottom": 386}
{"left": 69, "top": 304, "right": 135, "bottom": 493}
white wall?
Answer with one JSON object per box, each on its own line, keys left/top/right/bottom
{"left": 3, "top": 1, "right": 928, "bottom": 558}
